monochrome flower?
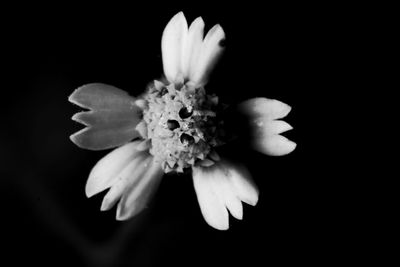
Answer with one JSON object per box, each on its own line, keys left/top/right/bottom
{"left": 69, "top": 12, "right": 296, "bottom": 230}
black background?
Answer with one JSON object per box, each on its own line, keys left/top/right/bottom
{"left": 1, "top": 4, "right": 363, "bottom": 267}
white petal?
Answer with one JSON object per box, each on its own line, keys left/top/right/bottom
{"left": 100, "top": 154, "right": 148, "bottom": 211}
{"left": 85, "top": 141, "right": 141, "bottom": 198}
{"left": 223, "top": 161, "right": 259, "bottom": 206}
{"left": 116, "top": 157, "right": 163, "bottom": 220}
{"left": 182, "top": 17, "right": 204, "bottom": 80}
{"left": 190, "top": 24, "right": 225, "bottom": 87}
{"left": 253, "top": 119, "right": 293, "bottom": 136}
{"left": 253, "top": 134, "right": 297, "bottom": 156}
{"left": 209, "top": 167, "right": 243, "bottom": 220}
{"left": 238, "top": 98, "right": 292, "bottom": 120}
{"left": 192, "top": 166, "right": 229, "bottom": 230}
{"left": 162, "top": 12, "right": 188, "bottom": 83}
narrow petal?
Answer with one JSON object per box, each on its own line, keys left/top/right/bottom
{"left": 253, "top": 134, "right": 297, "bottom": 156}
{"left": 182, "top": 17, "right": 204, "bottom": 80}
{"left": 162, "top": 12, "right": 188, "bottom": 83}
{"left": 100, "top": 154, "right": 148, "bottom": 211}
{"left": 190, "top": 24, "right": 225, "bottom": 87}
{"left": 221, "top": 161, "right": 259, "bottom": 206}
{"left": 85, "top": 141, "right": 142, "bottom": 198}
{"left": 237, "top": 98, "right": 292, "bottom": 120}
{"left": 116, "top": 157, "right": 163, "bottom": 220}
{"left": 193, "top": 166, "right": 229, "bottom": 230}
{"left": 69, "top": 83, "right": 142, "bottom": 150}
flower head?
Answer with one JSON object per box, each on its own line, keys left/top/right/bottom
{"left": 69, "top": 12, "right": 296, "bottom": 230}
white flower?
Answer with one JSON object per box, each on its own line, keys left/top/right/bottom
{"left": 69, "top": 12, "right": 296, "bottom": 230}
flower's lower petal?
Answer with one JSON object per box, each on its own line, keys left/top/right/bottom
{"left": 237, "top": 98, "right": 291, "bottom": 121}
{"left": 69, "top": 83, "right": 142, "bottom": 150}
{"left": 116, "top": 157, "right": 163, "bottom": 221}
{"left": 190, "top": 24, "right": 225, "bottom": 87}
{"left": 85, "top": 141, "right": 142, "bottom": 198}
{"left": 100, "top": 154, "right": 148, "bottom": 211}
{"left": 210, "top": 167, "right": 243, "bottom": 220}
{"left": 253, "top": 134, "right": 297, "bottom": 156}
{"left": 162, "top": 12, "right": 188, "bottom": 83}
{"left": 222, "top": 160, "right": 259, "bottom": 206}
{"left": 192, "top": 166, "right": 229, "bottom": 230}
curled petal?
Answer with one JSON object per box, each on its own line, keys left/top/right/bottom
{"left": 238, "top": 98, "right": 291, "bottom": 121}
{"left": 85, "top": 141, "right": 143, "bottom": 198}
{"left": 193, "top": 166, "right": 229, "bottom": 230}
{"left": 190, "top": 24, "right": 225, "bottom": 87}
{"left": 116, "top": 157, "right": 164, "bottom": 220}
{"left": 69, "top": 83, "right": 142, "bottom": 150}
{"left": 162, "top": 12, "right": 188, "bottom": 83}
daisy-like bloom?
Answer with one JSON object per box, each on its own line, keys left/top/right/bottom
{"left": 69, "top": 12, "right": 296, "bottom": 230}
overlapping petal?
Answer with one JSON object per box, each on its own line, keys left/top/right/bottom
{"left": 190, "top": 24, "right": 225, "bottom": 87}
{"left": 162, "top": 12, "right": 225, "bottom": 87}
{"left": 192, "top": 160, "right": 258, "bottom": 230}
{"left": 193, "top": 165, "right": 229, "bottom": 230}
{"left": 181, "top": 17, "right": 204, "bottom": 80}
{"left": 68, "top": 12, "right": 296, "bottom": 231}
{"left": 100, "top": 154, "right": 149, "bottom": 211}
{"left": 238, "top": 97, "right": 296, "bottom": 156}
{"left": 69, "top": 83, "right": 142, "bottom": 150}
{"left": 85, "top": 141, "right": 145, "bottom": 198}
{"left": 116, "top": 157, "right": 164, "bottom": 220}
{"left": 162, "top": 12, "right": 188, "bottom": 84}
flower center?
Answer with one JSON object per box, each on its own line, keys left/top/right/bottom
{"left": 141, "top": 81, "right": 223, "bottom": 173}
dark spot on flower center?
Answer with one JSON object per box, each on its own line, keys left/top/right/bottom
{"left": 159, "top": 87, "right": 168, "bottom": 96}
{"left": 180, "top": 133, "right": 194, "bottom": 145}
{"left": 167, "top": 120, "right": 180, "bottom": 130}
{"left": 179, "top": 107, "right": 193, "bottom": 119}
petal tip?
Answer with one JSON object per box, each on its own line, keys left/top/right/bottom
{"left": 247, "top": 195, "right": 259, "bottom": 206}
{"left": 68, "top": 89, "right": 80, "bottom": 106}
{"left": 69, "top": 130, "right": 84, "bottom": 147}
{"left": 116, "top": 208, "right": 136, "bottom": 221}
{"left": 210, "top": 221, "right": 229, "bottom": 231}
{"left": 71, "top": 112, "right": 89, "bottom": 126}
{"left": 100, "top": 198, "right": 111, "bottom": 211}
{"left": 116, "top": 213, "right": 128, "bottom": 221}
{"left": 287, "top": 140, "right": 297, "bottom": 154}
{"left": 85, "top": 182, "right": 96, "bottom": 198}
{"left": 193, "top": 16, "right": 204, "bottom": 26}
